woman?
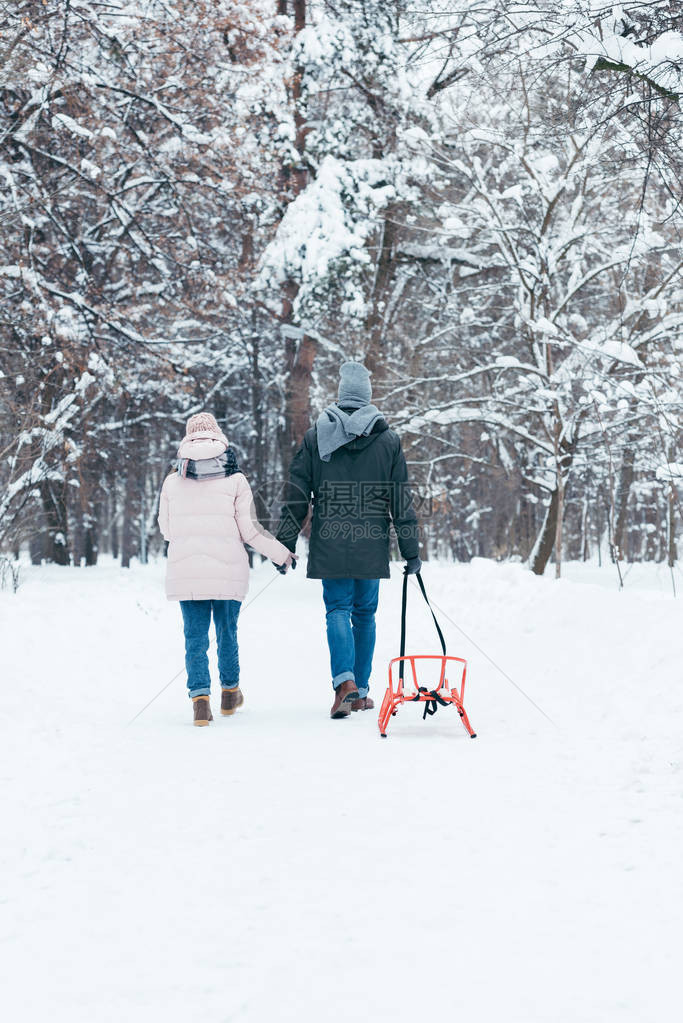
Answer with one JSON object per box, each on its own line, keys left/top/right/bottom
{"left": 158, "top": 413, "right": 293, "bottom": 725}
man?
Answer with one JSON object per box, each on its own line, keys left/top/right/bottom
{"left": 276, "top": 361, "right": 421, "bottom": 719}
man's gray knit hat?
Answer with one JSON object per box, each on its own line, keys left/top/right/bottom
{"left": 337, "top": 361, "right": 372, "bottom": 406}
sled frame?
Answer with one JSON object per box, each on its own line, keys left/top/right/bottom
{"left": 378, "top": 655, "right": 476, "bottom": 738}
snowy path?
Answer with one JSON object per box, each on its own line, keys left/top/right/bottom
{"left": 1, "top": 558, "right": 681, "bottom": 1022}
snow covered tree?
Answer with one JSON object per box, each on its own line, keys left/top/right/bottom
{"left": 1, "top": 0, "right": 680, "bottom": 571}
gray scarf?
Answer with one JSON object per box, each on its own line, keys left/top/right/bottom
{"left": 316, "top": 402, "right": 383, "bottom": 462}
{"left": 177, "top": 448, "right": 241, "bottom": 480}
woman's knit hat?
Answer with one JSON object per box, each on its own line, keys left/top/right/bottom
{"left": 185, "top": 412, "right": 228, "bottom": 445}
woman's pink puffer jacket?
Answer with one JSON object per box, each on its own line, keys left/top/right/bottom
{"left": 158, "top": 433, "right": 290, "bottom": 601}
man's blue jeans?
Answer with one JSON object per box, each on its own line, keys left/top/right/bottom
{"left": 179, "top": 599, "right": 241, "bottom": 698}
{"left": 321, "top": 578, "right": 380, "bottom": 698}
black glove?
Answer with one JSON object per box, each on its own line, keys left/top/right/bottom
{"left": 273, "top": 555, "right": 297, "bottom": 574}
{"left": 405, "top": 556, "right": 422, "bottom": 575}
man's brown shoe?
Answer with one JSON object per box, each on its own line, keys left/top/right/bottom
{"left": 330, "top": 679, "right": 360, "bottom": 719}
{"left": 351, "top": 696, "right": 375, "bottom": 712}
{"left": 192, "top": 695, "right": 213, "bottom": 726}
{"left": 221, "top": 687, "right": 244, "bottom": 716}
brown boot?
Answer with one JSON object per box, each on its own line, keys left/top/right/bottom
{"left": 192, "top": 695, "right": 213, "bottom": 726}
{"left": 330, "top": 679, "right": 360, "bottom": 719}
{"left": 351, "top": 696, "right": 375, "bottom": 712}
{"left": 221, "top": 687, "right": 244, "bottom": 716}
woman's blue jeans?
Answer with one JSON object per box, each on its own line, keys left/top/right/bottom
{"left": 321, "top": 578, "right": 380, "bottom": 698}
{"left": 180, "top": 599, "right": 241, "bottom": 698}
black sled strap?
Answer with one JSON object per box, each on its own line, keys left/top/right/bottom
{"left": 409, "top": 686, "right": 450, "bottom": 719}
{"left": 398, "top": 569, "right": 447, "bottom": 688}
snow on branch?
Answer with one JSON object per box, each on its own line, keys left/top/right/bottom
{"left": 574, "top": 23, "right": 683, "bottom": 101}
{"left": 656, "top": 462, "right": 683, "bottom": 482}
{"left": 255, "top": 155, "right": 396, "bottom": 316}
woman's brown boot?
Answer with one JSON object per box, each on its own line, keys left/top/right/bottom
{"left": 221, "top": 687, "right": 244, "bottom": 716}
{"left": 192, "top": 695, "right": 213, "bottom": 726}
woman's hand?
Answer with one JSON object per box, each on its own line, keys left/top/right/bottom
{"left": 273, "top": 553, "right": 297, "bottom": 575}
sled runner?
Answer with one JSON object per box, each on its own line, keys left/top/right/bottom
{"left": 378, "top": 570, "right": 477, "bottom": 740}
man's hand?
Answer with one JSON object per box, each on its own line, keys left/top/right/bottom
{"left": 273, "top": 553, "right": 297, "bottom": 575}
{"left": 405, "top": 556, "right": 422, "bottom": 575}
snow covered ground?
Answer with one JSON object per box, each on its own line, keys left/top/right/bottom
{"left": 1, "top": 556, "right": 681, "bottom": 1022}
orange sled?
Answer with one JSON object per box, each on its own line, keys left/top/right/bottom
{"left": 378, "top": 571, "right": 477, "bottom": 740}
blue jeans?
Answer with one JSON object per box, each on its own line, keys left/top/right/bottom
{"left": 179, "top": 599, "right": 241, "bottom": 698}
{"left": 321, "top": 578, "right": 380, "bottom": 698}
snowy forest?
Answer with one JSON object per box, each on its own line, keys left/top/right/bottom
{"left": 1, "top": 0, "right": 682, "bottom": 576}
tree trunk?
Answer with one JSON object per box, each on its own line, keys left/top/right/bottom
{"left": 531, "top": 402, "right": 576, "bottom": 576}
{"left": 139, "top": 486, "right": 148, "bottom": 565}
{"left": 274, "top": 1, "right": 316, "bottom": 471}
{"left": 84, "top": 522, "right": 98, "bottom": 566}
{"left": 29, "top": 530, "right": 43, "bottom": 566}
{"left": 250, "top": 335, "right": 270, "bottom": 524}
{"left": 364, "top": 215, "right": 398, "bottom": 385}
{"left": 120, "top": 477, "right": 134, "bottom": 569}
{"left": 667, "top": 484, "right": 677, "bottom": 568}
{"left": 278, "top": 330, "right": 317, "bottom": 467}
{"left": 72, "top": 496, "right": 93, "bottom": 568}
{"left": 72, "top": 510, "right": 85, "bottom": 568}
{"left": 614, "top": 450, "right": 635, "bottom": 557}
{"left": 530, "top": 487, "right": 559, "bottom": 576}
{"left": 40, "top": 480, "right": 70, "bottom": 565}
{"left": 645, "top": 501, "right": 657, "bottom": 561}
{"left": 110, "top": 493, "right": 120, "bottom": 560}
{"left": 554, "top": 474, "right": 564, "bottom": 578}
{"left": 581, "top": 497, "right": 590, "bottom": 561}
